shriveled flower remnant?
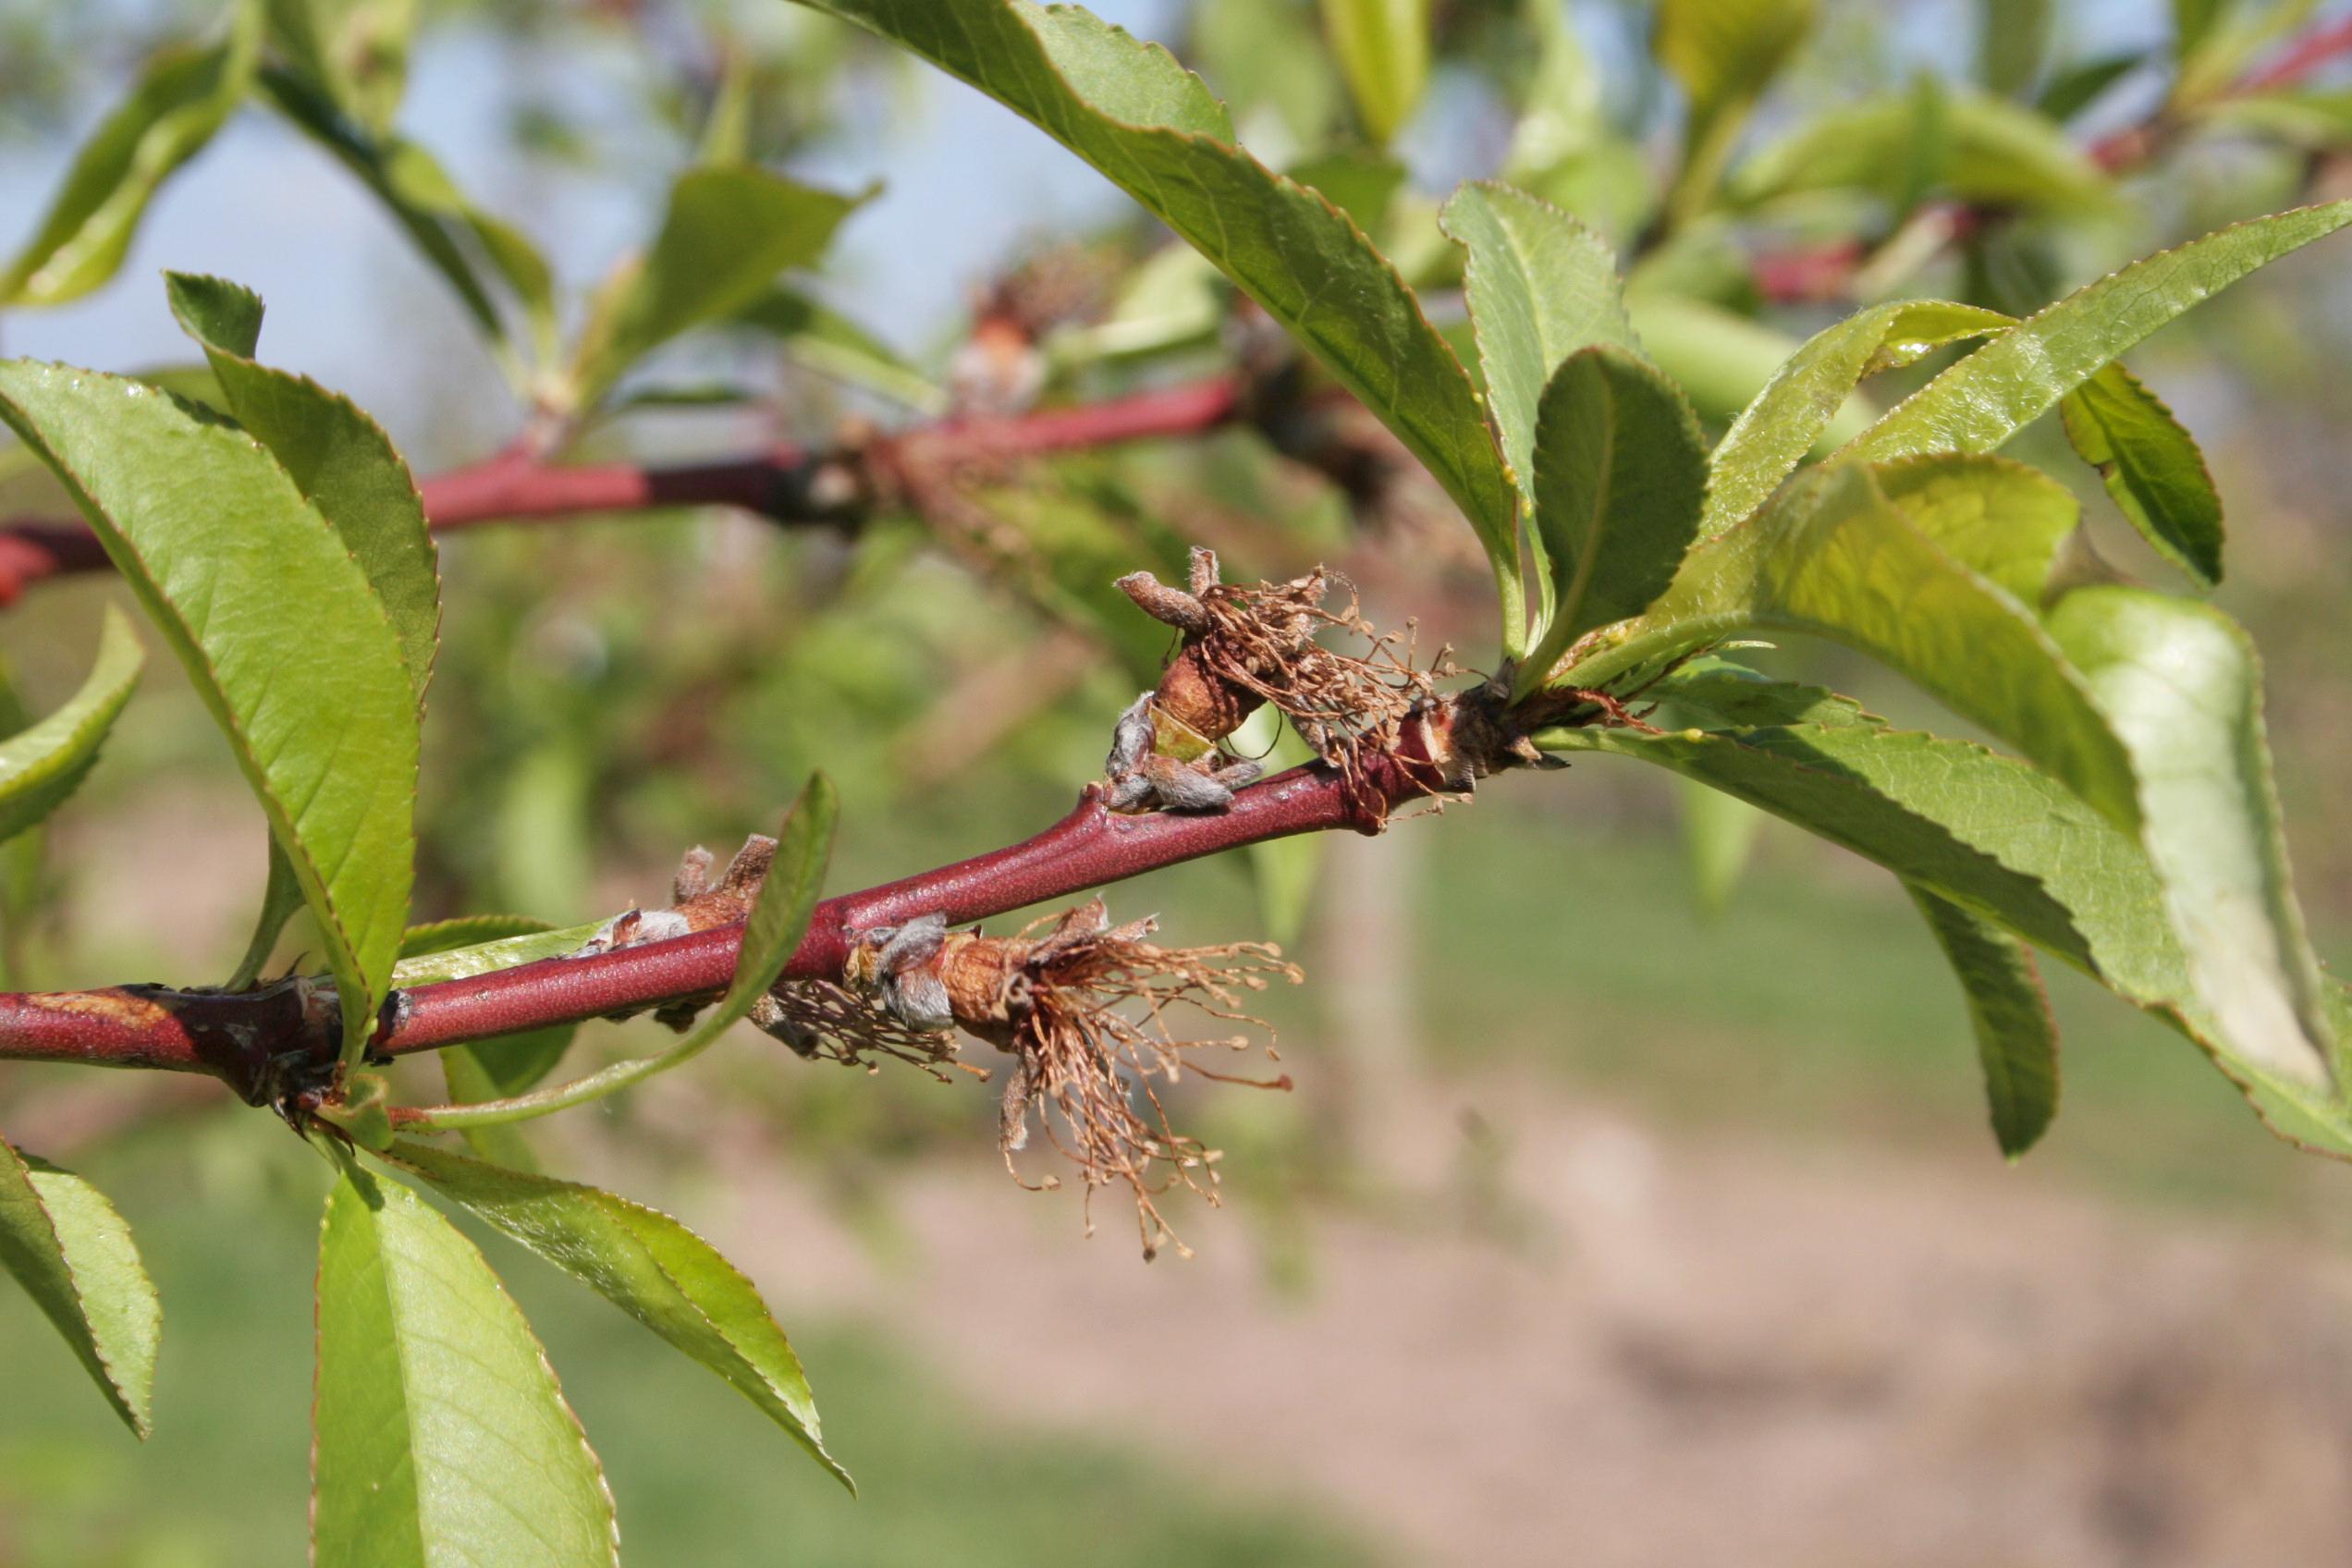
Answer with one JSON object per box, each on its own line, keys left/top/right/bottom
{"left": 778, "top": 898, "right": 1299, "bottom": 1258}
{"left": 1110, "top": 546, "right": 1452, "bottom": 818}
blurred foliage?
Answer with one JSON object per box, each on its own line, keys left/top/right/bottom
{"left": 6, "top": 0, "right": 2352, "bottom": 1557}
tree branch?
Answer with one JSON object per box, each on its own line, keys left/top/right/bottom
{"left": 0, "top": 375, "right": 1246, "bottom": 600}
{"left": 0, "top": 741, "right": 1452, "bottom": 1102}
{"left": 1747, "top": 14, "right": 2352, "bottom": 304}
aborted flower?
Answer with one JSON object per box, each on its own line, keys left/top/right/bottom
{"left": 1112, "top": 546, "right": 1452, "bottom": 818}
{"left": 781, "top": 898, "right": 1299, "bottom": 1257}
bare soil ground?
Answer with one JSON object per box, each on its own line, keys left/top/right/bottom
{"left": 679, "top": 1084, "right": 2352, "bottom": 1568}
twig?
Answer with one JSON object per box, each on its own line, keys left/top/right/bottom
{"left": 0, "top": 376, "right": 1246, "bottom": 602}
{"left": 0, "top": 732, "right": 1464, "bottom": 1102}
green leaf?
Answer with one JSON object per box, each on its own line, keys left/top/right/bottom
{"left": 1, "top": 9, "right": 260, "bottom": 306}
{"left": 1502, "top": 0, "right": 1605, "bottom": 182}
{"left": 1840, "top": 202, "right": 2352, "bottom": 465}
{"left": 391, "top": 919, "right": 604, "bottom": 986}
{"left": 1318, "top": 0, "right": 1430, "bottom": 144}
{"left": 1287, "top": 149, "right": 1408, "bottom": 235}
{"left": 313, "top": 1163, "right": 618, "bottom": 1568}
{"left": 265, "top": 0, "right": 415, "bottom": 134}
{"left": 382, "top": 1139, "right": 851, "bottom": 1489}
{"left": 2174, "top": 0, "right": 2228, "bottom": 62}
{"left": 1621, "top": 292, "right": 1861, "bottom": 439}
{"left": 1905, "top": 881, "right": 2060, "bottom": 1157}
{"left": 0, "top": 361, "right": 418, "bottom": 1061}
{"left": 1519, "top": 345, "right": 1707, "bottom": 692}
{"left": 2038, "top": 52, "right": 2142, "bottom": 121}
{"left": 795, "top": 0, "right": 1520, "bottom": 652}
{"left": 0, "top": 604, "right": 143, "bottom": 847}
{"left": 735, "top": 287, "right": 945, "bottom": 414}
{"left": 399, "top": 916, "right": 576, "bottom": 1162}
{"left": 1980, "top": 0, "right": 2053, "bottom": 96}
{"left": 259, "top": 67, "right": 556, "bottom": 365}
{"left": 226, "top": 834, "right": 306, "bottom": 990}
{"left": 2059, "top": 363, "right": 2224, "bottom": 587}
{"left": 1537, "top": 670, "right": 2342, "bottom": 1153}
{"left": 1732, "top": 87, "right": 2106, "bottom": 214}
{"left": 1675, "top": 775, "right": 1763, "bottom": 917}
{"left": 399, "top": 913, "right": 567, "bottom": 958}
{"left": 0, "top": 1136, "right": 161, "bottom": 1439}
{"left": 570, "top": 168, "right": 867, "bottom": 410}
{"left": 1565, "top": 459, "right": 2138, "bottom": 827}
{"left": 2043, "top": 586, "right": 2333, "bottom": 1089}
{"left": 2196, "top": 88, "right": 2352, "bottom": 148}
{"left": 1236, "top": 705, "right": 1323, "bottom": 944}
{"left": 1656, "top": 0, "right": 1819, "bottom": 220}
{"left": 1703, "top": 299, "right": 2013, "bottom": 539}
{"left": 437, "top": 1049, "right": 543, "bottom": 1171}
{"left": 411, "top": 773, "right": 837, "bottom": 1131}
{"left": 1439, "top": 181, "right": 1638, "bottom": 533}
{"left": 166, "top": 271, "right": 441, "bottom": 708}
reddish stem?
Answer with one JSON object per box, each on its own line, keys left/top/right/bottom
{"left": 0, "top": 524, "right": 112, "bottom": 606}
{"left": 0, "top": 749, "right": 1429, "bottom": 1099}
{"left": 0, "top": 375, "right": 1246, "bottom": 595}
{"left": 2239, "top": 16, "right": 2352, "bottom": 94}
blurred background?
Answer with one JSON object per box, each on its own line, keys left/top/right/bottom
{"left": 4, "top": 0, "right": 2352, "bottom": 1562}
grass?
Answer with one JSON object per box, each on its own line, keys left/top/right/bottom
{"left": 1406, "top": 791, "right": 2352, "bottom": 1218}
{"left": 0, "top": 1146, "right": 1378, "bottom": 1568}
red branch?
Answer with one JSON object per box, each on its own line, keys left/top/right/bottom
{"left": 0, "top": 747, "right": 1436, "bottom": 1100}
{"left": 0, "top": 375, "right": 1246, "bottom": 600}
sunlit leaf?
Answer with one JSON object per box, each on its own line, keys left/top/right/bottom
{"left": 391, "top": 919, "right": 604, "bottom": 986}
{"left": 1538, "top": 668, "right": 2343, "bottom": 1153}
{"left": 384, "top": 1139, "right": 852, "bottom": 1490}
{"left": 0, "top": 605, "right": 142, "bottom": 848}
{"left": 1563, "top": 459, "right": 2137, "bottom": 826}
{"left": 165, "top": 271, "right": 441, "bottom": 707}
{"left": 1439, "top": 181, "right": 1637, "bottom": 533}
{"left": 313, "top": 1163, "right": 618, "bottom": 1568}
{"left": 1704, "top": 299, "right": 2012, "bottom": 538}
{"left": 1, "top": 8, "right": 260, "bottom": 306}
{"left": 2043, "top": 586, "right": 2333, "bottom": 1088}
{"left": 1841, "top": 202, "right": 2352, "bottom": 464}
{"left": 0, "top": 361, "right": 419, "bottom": 1061}
{"left": 0, "top": 1136, "right": 161, "bottom": 1439}
{"left": 795, "top": 0, "right": 1521, "bottom": 651}
{"left": 1905, "top": 882, "right": 2060, "bottom": 1157}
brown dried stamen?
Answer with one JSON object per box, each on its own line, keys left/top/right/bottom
{"left": 833, "top": 898, "right": 1299, "bottom": 1258}
{"left": 1116, "top": 548, "right": 1452, "bottom": 814}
